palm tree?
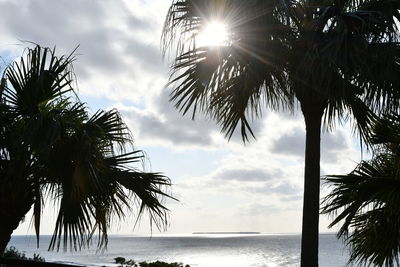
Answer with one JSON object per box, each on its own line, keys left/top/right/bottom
{"left": 162, "top": 0, "right": 400, "bottom": 265}
{"left": 0, "top": 45, "right": 173, "bottom": 255}
{"left": 322, "top": 114, "right": 400, "bottom": 266}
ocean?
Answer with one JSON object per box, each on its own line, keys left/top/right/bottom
{"left": 7, "top": 233, "right": 349, "bottom": 267}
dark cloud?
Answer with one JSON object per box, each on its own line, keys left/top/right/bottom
{"left": 157, "top": 85, "right": 270, "bottom": 147}
{"left": 122, "top": 107, "right": 214, "bottom": 146}
{"left": 124, "top": 40, "right": 166, "bottom": 74}
{"left": 271, "top": 127, "right": 305, "bottom": 157}
{"left": 321, "top": 131, "right": 348, "bottom": 162}
{"left": 271, "top": 126, "right": 349, "bottom": 163}
{"left": 122, "top": 89, "right": 222, "bottom": 147}
{"left": 0, "top": 0, "right": 162, "bottom": 80}
{"left": 125, "top": 7, "right": 155, "bottom": 32}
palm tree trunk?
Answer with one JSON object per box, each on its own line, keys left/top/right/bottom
{"left": 0, "top": 185, "right": 33, "bottom": 256}
{"left": 0, "top": 215, "right": 22, "bottom": 256}
{"left": 300, "top": 104, "right": 324, "bottom": 267}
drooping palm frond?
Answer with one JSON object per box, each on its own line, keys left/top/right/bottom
{"left": 162, "top": 1, "right": 400, "bottom": 266}
{"left": 42, "top": 104, "right": 173, "bottom": 251}
{"left": 0, "top": 45, "right": 174, "bottom": 252}
{"left": 322, "top": 114, "right": 400, "bottom": 266}
{"left": 163, "top": 0, "right": 297, "bottom": 141}
{"left": 163, "top": 0, "right": 400, "bottom": 143}
{"left": 314, "top": 0, "right": 400, "bottom": 114}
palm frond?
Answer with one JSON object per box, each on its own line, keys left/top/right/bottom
{"left": 43, "top": 113, "right": 174, "bottom": 251}
{"left": 86, "top": 109, "right": 133, "bottom": 152}
{"left": 3, "top": 46, "right": 75, "bottom": 116}
{"left": 322, "top": 114, "right": 400, "bottom": 266}
{"left": 164, "top": 0, "right": 296, "bottom": 141}
{"left": 0, "top": 45, "right": 175, "bottom": 252}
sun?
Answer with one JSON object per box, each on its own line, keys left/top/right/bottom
{"left": 197, "top": 21, "right": 228, "bottom": 47}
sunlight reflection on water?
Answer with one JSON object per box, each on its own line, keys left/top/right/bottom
{"left": 8, "top": 234, "right": 348, "bottom": 267}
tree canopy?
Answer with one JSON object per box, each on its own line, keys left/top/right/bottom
{"left": 0, "top": 45, "right": 174, "bottom": 253}
{"left": 322, "top": 114, "right": 400, "bottom": 267}
{"left": 162, "top": 0, "right": 400, "bottom": 266}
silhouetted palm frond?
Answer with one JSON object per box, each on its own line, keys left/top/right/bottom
{"left": 0, "top": 45, "right": 174, "bottom": 252}
{"left": 162, "top": 1, "right": 399, "bottom": 265}
{"left": 322, "top": 114, "right": 400, "bottom": 266}
{"left": 163, "top": 0, "right": 400, "bottom": 142}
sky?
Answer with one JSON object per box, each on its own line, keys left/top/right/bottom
{"left": 0, "top": 0, "right": 365, "bottom": 236}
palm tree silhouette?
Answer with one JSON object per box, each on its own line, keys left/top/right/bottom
{"left": 162, "top": 0, "right": 400, "bottom": 265}
{"left": 322, "top": 114, "right": 400, "bottom": 266}
{"left": 0, "top": 46, "right": 173, "bottom": 254}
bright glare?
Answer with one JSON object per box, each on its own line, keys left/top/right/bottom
{"left": 197, "top": 21, "right": 228, "bottom": 47}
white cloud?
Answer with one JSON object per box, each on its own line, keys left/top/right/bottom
{"left": 0, "top": 0, "right": 365, "bottom": 236}
{"left": 0, "top": 0, "right": 170, "bottom": 103}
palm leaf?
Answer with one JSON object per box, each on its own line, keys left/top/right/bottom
{"left": 322, "top": 114, "right": 400, "bottom": 266}
{"left": 0, "top": 45, "right": 175, "bottom": 252}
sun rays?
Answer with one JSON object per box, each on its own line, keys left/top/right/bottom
{"left": 197, "top": 21, "right": 229, "bottom": 47}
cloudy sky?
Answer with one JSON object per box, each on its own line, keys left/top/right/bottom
{"left": 1, "top": 0, "right": 364, "bottom": 236}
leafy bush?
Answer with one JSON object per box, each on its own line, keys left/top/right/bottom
{"left": 3, "top": 246, "right": 45, "bottom": 262}
{"left": 114, "top": 257, "right": 127, "bottom": 264}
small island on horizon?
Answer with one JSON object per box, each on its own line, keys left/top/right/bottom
{"left": 192, "top": 232, "right": 261, "bottom": 235}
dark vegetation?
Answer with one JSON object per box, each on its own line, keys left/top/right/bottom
{"left": 3, "top": 246, "right": 44, "bottom": 262}
{"left": 0, "top": 45, "right": 174, "bottom": 255}
{"left": 3, "top": 249, "right": 190, "bottom": 267}
{"left": 113, "top": 257, "right": 190, "bottom": 267}
{"left": 162, "top": 0, "right": 400, "bottom": 266}
{"left": 322, "top": 114, "right": 400, "bottom": 266}
{"left": 1, "top": 248, "right": 190, "bottom": 267}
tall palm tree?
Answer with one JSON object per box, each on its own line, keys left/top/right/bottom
{"left": 0, "top": 46, "right": 173, "bottom": 255}
{"left": 322, "top": 114, "right": 400, "bottom": 267}
{"left": 162, "top": 0, "right": 400, "bottom": 265}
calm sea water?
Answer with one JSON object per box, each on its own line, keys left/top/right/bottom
{"left": 8, "top": 234, "right": 349, "bottom": 267}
